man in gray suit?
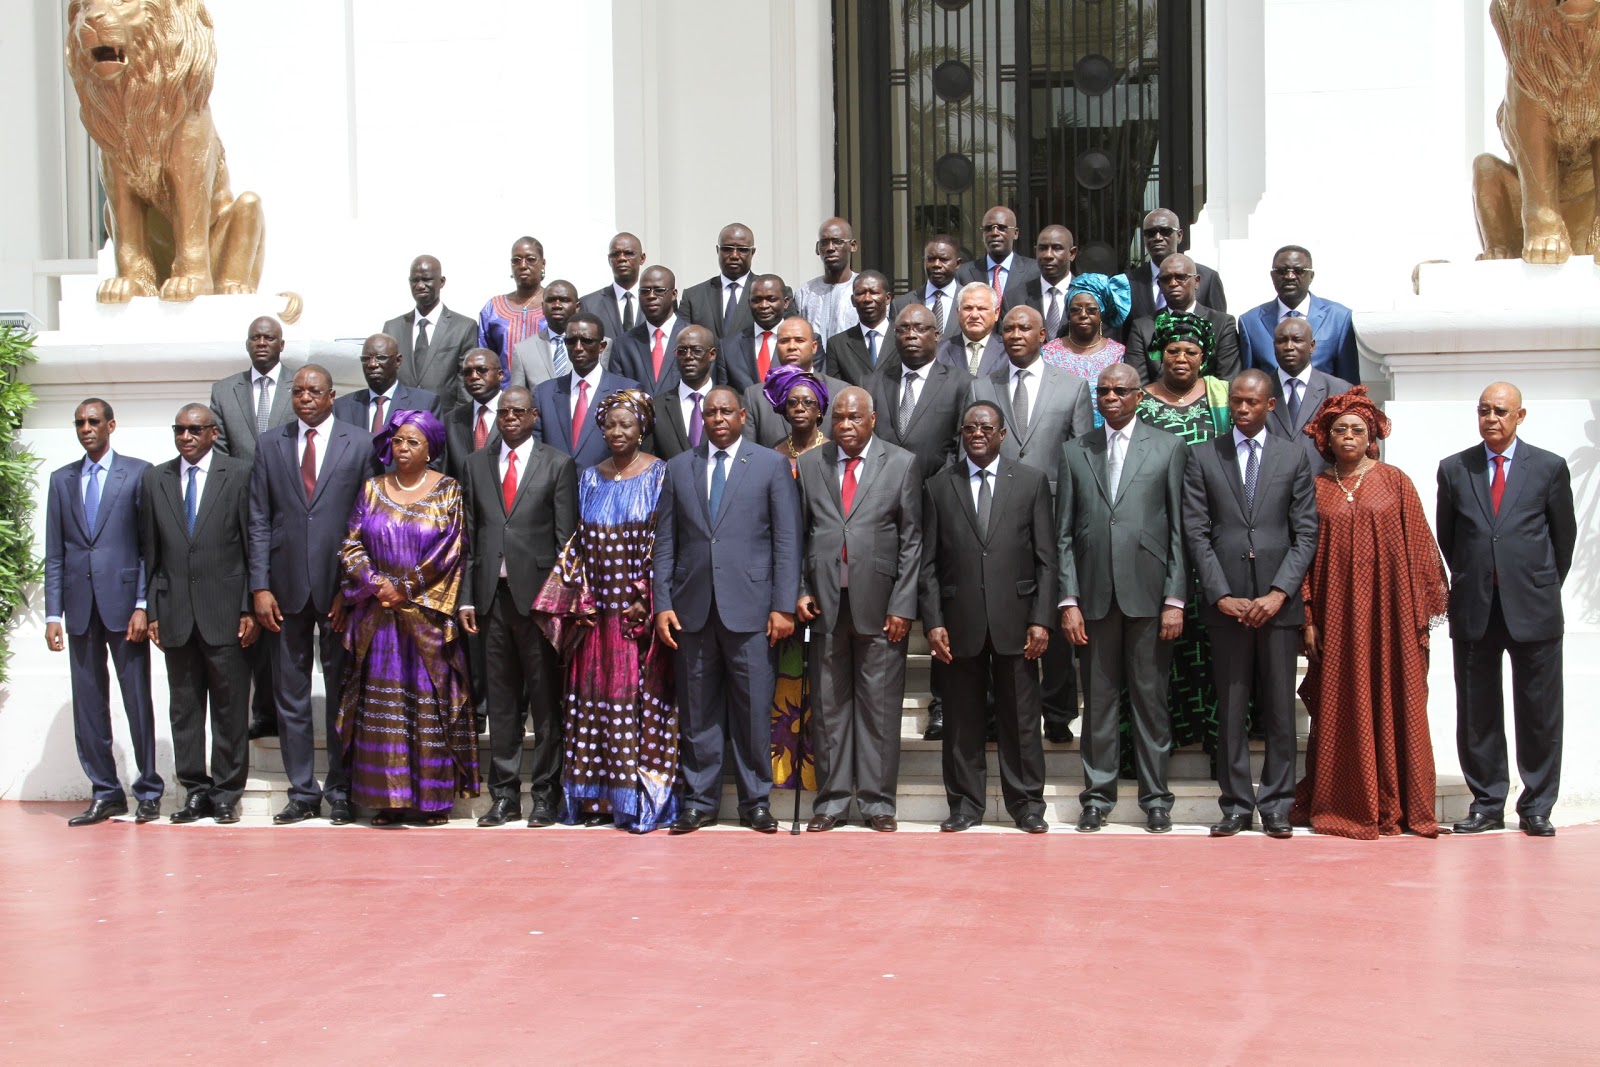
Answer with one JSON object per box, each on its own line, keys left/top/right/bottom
{"left": 1265, "top": 317, "right": 1352, "bottom": 472}
{"left": 889, "top": 234, "right": 962, "bottom": 341}
{"left": 793, "top": 388, "right": 922, "bottom": 832}
{"left": 937, "top": 282, "right": 1007, "bottom": 378}
{"left": 511, "top": 279, "right": 590, "bottom": 387}
{"left": 741, "top": 317, "right": 849, "bottom": 448}
{"left": 1057, "top": 364, "right": 1189, "bottom": 834}
{"left": 1183, "top": 370, "right": 1318, "bottom": 838}
{"left": 383, "top": 255, "right": 480, "bottom": 412}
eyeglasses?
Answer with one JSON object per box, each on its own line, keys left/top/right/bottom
{"left": 785, "top": 397, "right": 820, "bottom": 410}
{"left": 1094, "top": 386, "right": 1140, "bottom": 398}
{"left": 462, "top": 365, "right": 500, "bottom": 378}
{"left": 959, "top": 423, "right": 1000, "bottom": 436}
{"left": 980, "top": 222, "right": 1013, "bottom": 233}
{"left": 1156, "top": 273, "right": 1196, "bottom": 284}
{"left": 510, "top": 255, "right": 541, "bottom": 266}
{"left": 1143, "top": 226, "right": 1177, "bottom": 238}
{"left": 1477, "top": 406, "right": 1515, "bottom": 417}
{"left": 717, "top": 244, "right": 755, "bottom": 255}
{"left": 358, "top": 354, "right": 397, "bottom": 364}
{"left": 1270, "top": 266, "right": 1312, "bottom": 277}
{"left": 172, "top": 424, "right": 217, "bottom": 435}
{"left": 674, "top": 345, "right": 713, "bottom": 357}
{"left": 817, "top": 238, "right": 851, "bottom": 249}
{"left": 290, "top": 387, "right": 329, "bottom": 397}
{"left": 498, "top": 406, "right": 534, "bottom": 418}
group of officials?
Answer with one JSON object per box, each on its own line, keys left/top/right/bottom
{"left": 44, "top": 206, "right": 1574, "bottom": 838}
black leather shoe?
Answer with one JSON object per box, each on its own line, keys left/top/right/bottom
{"left": 1146, "top": 809, "right": 1173, "bottom": 834}
{"left": 526, "top": 801, "right": 557, "bottom": 828}
{"left": 1261, "top": 812, "right": 1293, "bottom": 838}
{"left": 328, "top": 799, "right": 354, "bottom": 826}
{"left": 1076, "top": 807, "right": 1107, "bottom": 833}
{"left": 1016, "top": 813, "right": 1049, "bottom": 834}
{"left": 1520, "top": 815, "right": 1556, "bottom": 837}
{"left": 866, "top": 814, "right": 898, "bottom": 833}
{"left": 1210, "top": 813, "right": 1252, "bottom": 837}
{"left": 669, "top": 808, "right": 717, "bottom": 834}
{"left": 583, "top": 812, "right": 614, "bottom": 828}
{"left": 806, "top": 813, "right": 840, "bottom": 832}
{"left": 477, "top": 798, "right": 521, "bottom": 827}
{"left": 212, "top": 803, "right": 239, "bottom": 824}
{"left": 247, "top": 720, "right": 278, "bottom": 740}
{"left": 272, "top": 799, "right": 321, "bottom": 825}
{"left": 1453, "top": 812, "right": 1506, "bottom": 834}
{"left": 1044, "top": 722, "right": 1074, "bottom": 744}
{"left": 134, "top": 799, "right": 162, "bottom": 823}
{"left": 940, "top": 813, "right": 978, "bottom": 832}
{"left": 68, "top": 798, "right": 128, "bottom": 826}
{"left": 741, "top": 805, "right": 779, "bottom": 833}
{"left": 922, "top": 710, "right": 944, "bottom": 741}
{"left": 170, "top": 792, "right": 213, "bottom": 824}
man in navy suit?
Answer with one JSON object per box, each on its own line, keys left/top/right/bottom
{"left": 1238, "top": 245, "right": 1361, "bottom": 384}
{"left": 654, "top": 385, "right": 802, "bottom": 833}
{"left": 954, "top": 205, "right": 1042, "bottom": 314}
{"left": 332, "top": 333, "right": 446, "bottom": 437}
{"left": 250, "top": 365, "right": 380, "bottom": 825}
{"left": 611, "top": 265, "right": 689, "bottom": 394}
{"left": 45, "top": 398, "right": 163, "bottom": 826}
{"left": 532, "top": 313, "right": 640, "bottom": 467}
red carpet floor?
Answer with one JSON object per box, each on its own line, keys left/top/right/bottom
{"left": 2, "top": 801, "right": 1597, "bottom": 1064}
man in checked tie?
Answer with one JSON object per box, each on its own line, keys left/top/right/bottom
{"left": 1182, "top": 369, "right": 1318, "bottom": 838}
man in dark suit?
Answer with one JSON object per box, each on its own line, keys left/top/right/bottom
{"left": 446, "top": 349, "right": 509, "bottom": 480}
{"left": 532, "top": 313, "right": 640, "bottom": 468}
{"left": 652, "top": 325, "right": 719, "bottom": 461}
{"left": 1124, "top": 254, "right": 1242, "bottom": 383}
{"left": 954, "top": 205, "right": 1041, "bottom": 314}
{"left": 920, "top": 400, "right": 1055, "bottom": 832}
{"left": 1057, "top": 364, "right": 1189, "bottom": 833}
{"left": 459, "top": 385, "right": 579, "bottom": 828}
{"left": 44, "top": 398, "right": 162, "bottom": 826}
{"left": 741, "top": 317, "right": 848, "bottom": 448}
{"left": 611, "top": 265, "right": 689, "bottom": 393}
{"left": 937, "top": 282, "right": 1007, "bottom": 378}
{"left": 827, "top": 270, "right": 898, "bottom": 385}
{"left": 579, "top": 232, "right": 646, "bottom": 344}
{"left": 1437, "top": 382, "right": 1577, "bottom": 837}
{"left": 512, "top": 279, "right": 585, "bottom": 387}
{"left": 1183, "top": 370, "right": 1317, "bottom": 838}
{"left": 793, "top": 388, "right": 922, "bottom": 832}
{"left": 333, "top": 333, "right": 446, "bottom": 437}
{"left": 889, "top": 234, "right": 962, "bottom": 340}
{"left": 677, "top": 222, "right": 794, "bottom": 339}
{"left": 654, "top": 385, "right": 802, "bottom": 833}
{"left": 1265, "top": 317, "right": 1352, "bottom": 472}
{"left": 250, "top": 365, "right": 381, "bottom": 825}
{"left": 718, "top": 274, "right": 791, "bottom": 391}
{"left": 1123, "top": 208, "right": 1227, "bottom": 322}
{"left": 1027, "top": 225, "right": 1078, "bottom": 339}
{"left": 141, "top": 404, "right": 257, "bottom": 825}
{"left": 383, "top": 255, "right": 480, "bottom": 411}
{"left": 1238, "top": 245, "right": 1361, "bottom": 383}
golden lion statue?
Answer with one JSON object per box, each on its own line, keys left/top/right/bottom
{"left": 1473, "top": 0, "right": 1600, "bottom": 263}
{"left": 67, "top": 0, "right": 264, "bottom": 302}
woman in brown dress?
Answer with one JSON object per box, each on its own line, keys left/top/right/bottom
{"left": 1291, "top": 387, "right": 1449, "bottom": 838}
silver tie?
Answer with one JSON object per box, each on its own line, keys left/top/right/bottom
{"left": 1044, "top": 289, "right": 1062, "bottom": 339}
{"left": 255, "top": 376, "right": 271, "bottom": 436}
{"left": 1011, "top": 369, "right": 1030, "bottom": 436}
{"left": 1107, "top": 430, "right": 1124, "bottom": 503}
{"left": 966, "top": 340, "right": 983, "bottom": 375}
{"left": 898, "top": 371, "right": 918, "bottom": 437}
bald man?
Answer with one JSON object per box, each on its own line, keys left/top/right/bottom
{"left": 384, "top": 254, "right": 481, "bottom": 411}
{"left": 1123, "top": 208, "right": 1228, "bottom": 322}
{"left": 1123, "top": 252, "right": 1241, "bottom": 384}
{"left": 678, "top": 222, "right": 795, "bottom": 338}
{"left": 795, "top": 217, "right": 861, "bottom": 346}
{"left": 332, "top": 333, "right": 446, "bottom": 435}
{"left": 579, "top": 231, "right": 647, "bottom": 343}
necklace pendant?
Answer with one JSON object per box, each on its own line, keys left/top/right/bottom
{"left": 1345, "top": 491, "right": 1354, "bottom": 503}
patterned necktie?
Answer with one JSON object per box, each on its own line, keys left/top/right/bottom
{"left": 1044, "top": 289, "right": 1062, "bottom": 339}
{"left": 709, "top": 449, "right": 728, "bottom": 520}
{"left": 723, "top": 281, "right": 741, "bottom": 333}
{"left": 930, "top": 288, "right": 944, "bottom": 328}
{"left": 966, "top": 340, "right": 983, "bottom": 375}
{"left": 300, "top": 429, "right": 317, "bottom": 502}
{"left": 370, "top": 395, "right": 387, "bottom": 434}
{"left": 756, "top": 331, "right": 772, "bottom": 381}
{"left": 651, "top": 328, "right": 666, "bottom": 381}
{"left": 898, "top": 371, "right": 918, "bottom": 437}
{"left": 1107, "top": 430, "right": 1124, "bottom": 503}
{"left": 975, "top": 469, "right": 992, "bottom": 536}
{"left": 473, "top": 404, "right": 490, "bottom": 451}
{"left": 1286, "top": 308, "right": 1302, "bottom": 319}
{"left": 415, "top": 318, "right": 431, "bottom": 363}
{"left": 551, "top": 336, "right": 571, "bottom": 376}
{"left": 990, "top": 263, "right": 1004, "bottom": 310}
{"left": 688, "top": 392, "right": 703, "bottom": 447}
{"left": 1011, "top": 369, "right": 1030, "bottom": 436}
{"left": 571, "top": 380, "right": 590, "bottom": 450}
{"left": 502, "top": 449, "right": 519, "bottom": 513}
{"left": 184, "top": 464, "right": 198, "bottom": 536}
{"left": 1244, "top": 439, "right": 1260, "bottom": 513}
{"left": 255, "top": 376, "right": 271, "bottom": 436}
{"left": 867, "top": 329, "right": 879, "bottom": 367}
{"left": 623, "top": 293, "right": 636, "bottom": 332}
{"left": 1287, "top": 379, "right": 1303, "bottom": 426}
{"left": 1491, "top": 454, "right": 1506, "bottom": 514}
{"left": 83, "top": 461, "right": 101, "bottom": 532}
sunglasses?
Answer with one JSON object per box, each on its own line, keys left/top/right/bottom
{"left": 1094, "top": 386, "right": 1140, "bottom": 398}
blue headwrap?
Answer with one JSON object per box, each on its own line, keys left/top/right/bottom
{"left": 374, "top": 408, "right": 447, "bottom": 466}
{"left": 1065, "top": 272, "right": 1132, "bottom": 329}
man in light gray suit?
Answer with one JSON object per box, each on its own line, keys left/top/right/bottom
{"left": 1057, "top": 364, "right": 1189, "bottom": 834}
{"left": 510, "top": 279, "right": 597, "bottom": 387}
{"left": 793, "top": 388, "right": 922, "bottom": 833}
{"left": 383, "top": 255, "right": 480, "bottom": 412}
{"left": 936, "top": 282, "right": 1008, "bottom": 378}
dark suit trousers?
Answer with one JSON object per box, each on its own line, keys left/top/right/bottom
{"left": 1207, "top": 621, "right": 1299, "bottom": 816}
{"left": 247, "top": 637, "right": 277, "bottom": 726}
{"left": 1453, "top": 593, "right": 1564, "bottom": 818}
{"left": 484, "top": 582, "right": 562, "bottom": 804}
{"left": 273, "top": 606, "right": 349, "bottom": 804}
{"left": 809, "top": 589, "right": 908, "bottom": 818}
{"left": 68, "top": 611, "right": 161, "bottom": 802}
{"left": 1041, "top": 631, "right": 1079, "bottom": 729}
{"left": 942, "top": 636, "right": 1045, "bottom": 822}
{"left": 676, "top": 615, "right": 776, "bottom": 817}
{"left": 163, "top": 634, "right": 250, "bottom": 806}
{"left": 1081, "top": 606, "right": 1174, "bottom": 813}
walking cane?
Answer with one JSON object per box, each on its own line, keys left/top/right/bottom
{"left": 791, "top": 624, "right": 810, "bottom": 835}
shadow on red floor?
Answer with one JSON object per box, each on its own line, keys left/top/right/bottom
{"left": 2, "top": 801, "right": 1597, "bottom": 1063}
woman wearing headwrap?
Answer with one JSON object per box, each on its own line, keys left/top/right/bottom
{"left": 532, "top": 389, "right": 678, "bottom": 832}
{"left": 1290, "top": 387, "right": 1449, "bottom": 839}
{"left": 1041, "top": 273, "right": 1132, "bottom": 416}
{"left": 337, "top": 408, "right": 478, "bottom": 826}
{"left": 764, "top": 363, "right": 832, "bottom": 472}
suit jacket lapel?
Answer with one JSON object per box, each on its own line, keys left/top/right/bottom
{"left": 159, "top": 462, "right": 188, "bottom": 541}
{"left": 549, "top": 378, "right": 574, "bottom": 449}
{"left": 690, "top": 445, "right": 712, "bottom": 527}
{"left": 1298, "top": 376, "right": 1329, "bottom": 433}
{"left": 66, "top": 465, "right": 87, "bottom": 539}
{"left": 509, "top": 442, "right": 543, "bottom": 513}
{"left": 848, "top": 445, "right": 886, "bottom": 512}
{"left": 1491, "top": 448, "right": 1528, "bottom": 527}
{"left": 1014, "top": 366, "right": 1051, "bottom": 447}
{"left": 1253, "top": 433, "right": 1286, "bottom": 512}
{"left": 310, "top": 425, "right": 350, "bottom": 508}
{"left": 818, "top": 442, "right": 845, "bottom": 515}
{"left": 93, "top": 459, "right": 131, "bottom": 540}
{"left": 983, "top": 460, "right": 1014, "bottom": 545}
{"left": 1085, "top": 430, "right": 1110, "bottom": 503}
{"left": 1218, "top": 436, "right": 1249, "bottom": 517}
{"left": 190, "top": 457, "right": 231, "bottom": 540}
{"left": 711, "top": 446, "right": 753, "bottom": 531}
{"left": 950, "top": 464, "right": 983, "bottom": 541}
{"left": 1118, "top": 426, "right": 1153, "bottom": 501}
{"left": 233, "top": 374, "right": 256, "bottom": 434}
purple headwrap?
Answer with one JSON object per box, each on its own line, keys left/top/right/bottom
{"left": 375, "top": 408, "right": 447, "bottom": 466}
{"left": 762, "top": 364, "right": 830, "bottom": 414}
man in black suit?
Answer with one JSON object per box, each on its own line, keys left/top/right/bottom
{"left": 445, "top": 349, "right": 508, "bottom": 480}
{"left": 740, "top": 317, "right": 848, "bottom": 448}
{"left": 678, "top": 223, "right": 794, "bottom": 339}
{"left": 579, "top": 232, "right": 646, "bottom": 343}
{"left": 1183, "top": 370, "right": 1317, "bottom": 838}
{"left": 937, "top": 282, "right": 1007, "bottom": 378}
{"left": 1124, "top": 254, "right": 1241, "bottom": 383}
{"left": 384, "top": 255, "right": 480, "bottom": 412}
{"left": 1437, "top": 382, "right": 1577, "bottom": 837}
{"left": 250, "top": 365, "right": 381, "bottom": 825}
{"left": 1029, "top": 225, "right": 1078, "bottom": 339}
{"left": 652, "top": 325, "right": 719, "bottom": 460}
{"left": 1266, "top": 317, "right": 1352, "bottom": 472}
{"left": 459, "top": 385, "right": 579, "bottom": 828}
{"left": 611, "top": 265, "right": 689, "bottom": 393}
{"left": 333, "top": 333, "right": 446, "bottom": 436}
{"left": 920, "top": 400, "right": 1055, "bottom": 832}
{"left": 719, "top": 274, "right": 791, "bottom": 391}
{"left": 142, "top": 404, "right": 257, "bottom": 825}
{"left": 793, "top": 388, "right": 922, "bottom": 833}
{"left": 532, "top": 313, "right": 640, "bottom": 468}
{"left": 44, "top": 398, "right": 162, "bottom": 826}
{"left": 954, "top": 205, "right": 1042, "bottom": 314}
{"left": 827, "top": 270, "right": 897, "bottom": 385}
{"left": 889, "top": 234, "right": 962, "bottom": 340}
{"left": 1057, "top": 364, "right": 1189, "bottom": 833}
{"left": 654, "top": 386, "right": 802, "bottom": 833}
{"left": 1124, "top": 208, "right": 1227, "bottom": 322}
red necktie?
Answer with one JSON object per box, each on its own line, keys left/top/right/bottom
{"left": 841, "top": 456, "right": 861, "bottom": 563}
{"left": 990, "top": 263, "right": 1004, "bottom": 310}
{"left": 300, "top": 428, "right": 317, "bottom": 502}
{"left": 571, "top": 380, "right": 589, "bottom": 450}
{"left": 757, "top": 331, "right": 772, "bottom": 381}
{"left": 473, "top": 405, "right": 489, "bottom": 451}
{"left": 502, "top": 449, "right": 519, "bottom": 513}
{"left": 1491, "top": 454, "right": 1506, "bottom": 514}
{"left": 370, "top": 395, "right": 386, "bottom": 434}
{"left": 651, "top": 328, "right": 666, "bottom": 381}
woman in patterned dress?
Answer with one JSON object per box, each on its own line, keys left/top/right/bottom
{"left": 532, "top": 390, "right": 678, "bottom": 832}
{"left": 1291, "top": 388, "right": 1449, "bottom": 838}
{"left": 1040, "top": 273, "right": 1132, "bottom": 426}
{"left": 337, "top": 409, "right": 478, "bottom": 826}
{"left": 477, "top": 235, "right": 547, "bottom": 375}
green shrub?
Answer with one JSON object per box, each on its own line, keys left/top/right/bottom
{"left": 0, "top": 326, "right": 44, "bottom": 685}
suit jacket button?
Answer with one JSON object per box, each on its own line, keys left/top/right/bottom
{"left": 711, "top": 538, "right": 717, "bottom": 544}
{"left": 1110, "top": 519, "right": 1116, "bottom": 525}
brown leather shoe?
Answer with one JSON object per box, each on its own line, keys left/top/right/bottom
{"left": 866, "top": 814, "right": 898, "bottom": 833}
{"left": 806, "top": 813, "right": 840, "bottom": 832}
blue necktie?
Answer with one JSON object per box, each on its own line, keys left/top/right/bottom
{"left": 185, "top": 465, "right": 199, "bottom": 536}
{"left": 1244, "top": 439, "right": 1260, "bottom": 514}
{"left": 83, "top": 462, "right": 102, "bottom": 533}
{"left": 709, "top": 449, "right": 728, "bottom": 521}
{"left": 551, "top": 336, "right": 571, "bottom": 376}
{"left": 867, "top": 329, "right": 879, "bottom": 366}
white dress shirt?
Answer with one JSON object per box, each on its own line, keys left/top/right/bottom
{"left": 985, "top": 252, "right": 1016, "bottom": 294}
{"left": 721, "top": 274, "right": 747, "bottom": 320}
{"left": 706, "top": 435, "right": 743, "bottom": 501}
{"left": 180, "top": 450, "right": 213, "bottom": 514}
{"left": 569, "top": 365, "right": 606, "bottom": 420}
{"left": 1485, "top": 438, "right": 1518, "bottom": 488}
{"left": 836, "top": 437, "right": 873, "bottom": 586}
{"left": 1233, "top": 425, "right": 1268, "bottom": 482}
{"left": 924, "top": 279, "right": 958, "bottom": 320}
{"left": 251, "top": 365, "right": 279, "bottom": 413}
{"left": 613, "top": 281, "right": 642, "bottom": 329}
{"left": 496, "top": 438, "right": 534, "bottom": 579}
{"left": 1278, "top": 365, "right": 1314, "bottom": 418}
{"left": 297, "top": 419, "right": 329, "bottom": 481}
{"left": 414, "top": 303, "right": 448, "bottom": 350}
{"left": 366, "top": 382, "right": 399, "bottom": 430}
{"left": 860, "top": 321, "right": 889, "bottom": 367}
{"left": 966, "top": 454, "right": 1000, "bottom": 510}
{"left": 1041, "top": 277, "right": 1073, "bottom": 327}
{"left": 898, "top": 364, "right": 925, "bottom": 413}
{"left": 1007, "top": 360, "right": 1038, "bottom": 413}
{"left": 677, "top": 378, "right": 710, "bottom": 435}
{"left": 1276, "top": 295, "right": 1314, "bottom": 324}
{"left": 472, "top": 392, "right": 501, "bottom": 436}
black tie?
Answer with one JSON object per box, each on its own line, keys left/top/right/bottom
{"left": 1287, "top": 379, "right": 1303, "bottom": 426}
{"left": 976, "top": 470, "right": 993, "bottom": 537}
{"left": 415, "top": 318, "right": 431, "bottom": 363}
{"left": 723, "top": 281, "right": 740, "bottom": 334}
{"left": 622, "top": 292, "right": 636, "bottom": 332}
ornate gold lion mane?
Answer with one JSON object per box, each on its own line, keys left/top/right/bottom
{"left": 1496, "top": 0, "right": 1600, "bottom": 164}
